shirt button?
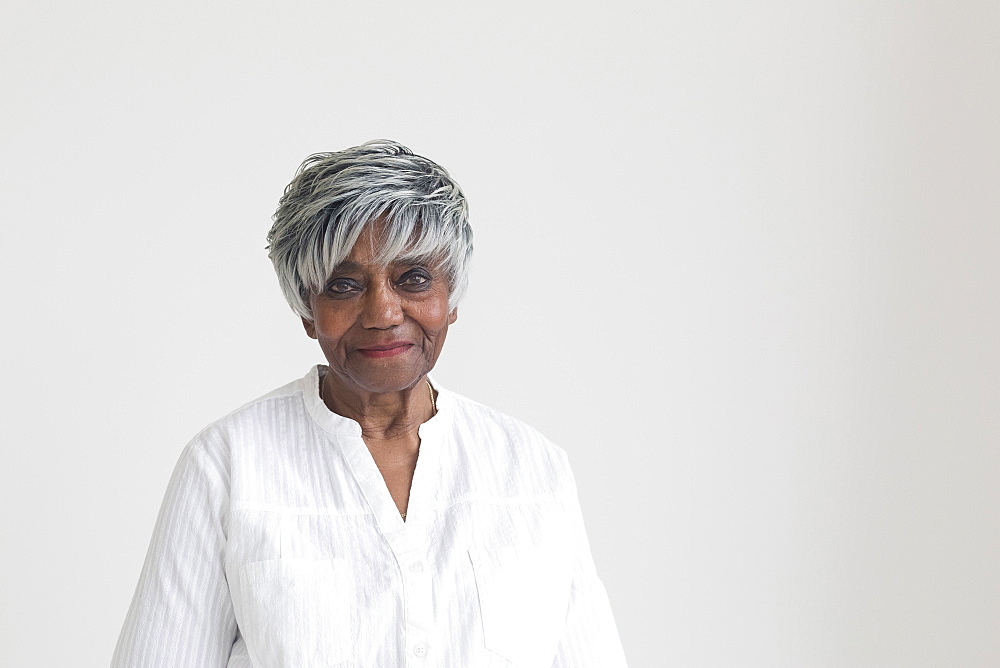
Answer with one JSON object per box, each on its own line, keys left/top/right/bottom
{"left": 412, "top": 643, "right": 427, "bottom": 657}
{"left": 409, "top": 561, "right": 424, "bottom": 574}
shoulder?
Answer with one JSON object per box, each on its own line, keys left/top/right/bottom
{"left": 180, "top": 373, "right": 315, "bottom": 463}
{"left": 436, "top": 387, "right": 573, "bottom": 492}
{"left": 442, "top": 389, "right": 566, "bottom": 454}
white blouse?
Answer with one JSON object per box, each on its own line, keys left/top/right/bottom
{"left": 112, "top": 366, "right": 627, "bottom": 667}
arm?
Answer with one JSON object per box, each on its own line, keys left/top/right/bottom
{"left": 552, "top": 461, "right": 629, "bottom": 667}
{"left": 111, "top": 434, "right": 237, "bottom": 667}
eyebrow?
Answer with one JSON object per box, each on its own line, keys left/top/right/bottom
{"left": 328, "top": 260, "right": 363, "bottom": 274}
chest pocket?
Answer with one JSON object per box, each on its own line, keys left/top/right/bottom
{"left": 237, "top": 558, "right": 355, "bottom": 668}
{"left": 470, "top": 545, "right": 572, "bottom": 667}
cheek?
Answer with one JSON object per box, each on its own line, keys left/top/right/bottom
{"left": 312, "top": 311, "right": 353, "bottom": 342}
{"left": 420, "top": 301, "right": 453, "bottom": 332}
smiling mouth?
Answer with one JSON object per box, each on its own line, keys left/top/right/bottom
{"left": 356, "top": 343, "right": 414, "bottom": 359}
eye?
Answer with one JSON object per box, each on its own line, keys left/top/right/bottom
{"left": 398, "top": 269, "right": 432, "bottom": 290}
{"left": 324, "top": 278, "right": 360, "bottom": 296}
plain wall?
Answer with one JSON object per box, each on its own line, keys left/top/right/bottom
{"left": 1, "top": 1, "right": 998, "bottom": 665}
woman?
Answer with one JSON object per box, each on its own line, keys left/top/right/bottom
{"left": 112, "top": 140, "right": 627, "bottom": 667}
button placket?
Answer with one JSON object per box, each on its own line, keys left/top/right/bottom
{"left": 391, "top": 423, "right": 442, "bottom": 665}
{"left": 392, "top": 540, "right": 433, "bottom": 664}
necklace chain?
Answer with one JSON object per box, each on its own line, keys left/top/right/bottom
{"left": 426, "top": 378, "right": 436, "bottom": 415}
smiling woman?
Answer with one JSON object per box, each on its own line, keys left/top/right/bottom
{"left": 111, "top": 140, "right": 628, "bottom": 667}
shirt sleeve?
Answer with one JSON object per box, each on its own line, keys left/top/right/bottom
{"left": 551, "top": 458, "right": 629, "bottom": 667}
{"left": 111, "top": 434, "right": 237, "bottom": 667}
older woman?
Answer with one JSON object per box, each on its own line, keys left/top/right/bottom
{"left": 112, "top": 140, "right": 627, "bottom": 667}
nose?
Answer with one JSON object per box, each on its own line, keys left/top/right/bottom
{"left": 359, "top": 281, "right": 404, "bottom": 329}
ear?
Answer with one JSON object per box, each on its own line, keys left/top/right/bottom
{"left": 301, "top": 317, "right": 318, "bottom": 339}
{"left": 448, "top": 307, "right": 458, "bottom": 325}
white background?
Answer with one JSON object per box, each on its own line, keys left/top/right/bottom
{"left": 2, "top": 1, "right": 998, "bottom": 666}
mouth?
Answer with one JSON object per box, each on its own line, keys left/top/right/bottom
{"left": 356, "top": 342, "right": 415, "bottom": 359}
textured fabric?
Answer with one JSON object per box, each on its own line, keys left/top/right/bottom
{"left": 112, "top": 366, "right": 627, "bottom": 667}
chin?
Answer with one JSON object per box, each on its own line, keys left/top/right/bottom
{"left": 346, "top": 365, "right": 428, "bottom": 394}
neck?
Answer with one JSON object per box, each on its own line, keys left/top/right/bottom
{"left": 321, "top": 371, "right": 436, "bottom": 442}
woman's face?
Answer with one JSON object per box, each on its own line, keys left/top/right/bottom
{"left": 304, "top": 227, "right": 457, "bottom": 396}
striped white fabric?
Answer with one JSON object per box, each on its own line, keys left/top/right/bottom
{"left": 112, "top": 366, "right": 627, "bottom": 667}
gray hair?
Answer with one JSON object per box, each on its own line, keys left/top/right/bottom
{"left": 267, "top": 140, "right": 473, "bottom": 321}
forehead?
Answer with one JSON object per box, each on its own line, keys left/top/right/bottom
{"left": 341, "top": 227, "right": 385, "bottom": 265}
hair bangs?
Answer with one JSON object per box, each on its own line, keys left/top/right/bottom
{"left": 268, "top": 140, "right": 473, "bottom": 321}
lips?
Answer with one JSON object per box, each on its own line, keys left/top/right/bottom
{"left": 356, "top": 342, "right": 415, "bottom": 359}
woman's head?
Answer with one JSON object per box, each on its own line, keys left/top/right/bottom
{"left": 267, "top": 140, "right": 473, "bottom": 322}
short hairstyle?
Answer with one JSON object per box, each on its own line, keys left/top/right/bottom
{"left": 267, "top": 140, "right": 473, "bottom": 321}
